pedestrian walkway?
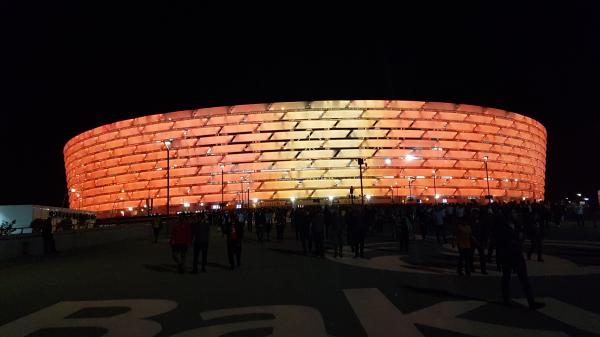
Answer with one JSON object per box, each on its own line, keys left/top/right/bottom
{"left": 1, "top": 227, "right": 600, "bottom": 337}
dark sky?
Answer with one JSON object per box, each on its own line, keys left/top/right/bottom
{"left": 1, "top": 3, "right": 599, "bottom": 206}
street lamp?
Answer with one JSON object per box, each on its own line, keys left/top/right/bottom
{"left": 432, "top": 169, "right": 438, "bottom": 205}
{"left": 483, "top": 155, "right": 492, "bottom": 202}
{"left": 357, "top": 158, "right": 366, "bottom": 206}
{"left": 161, "top": 139, "right": 173, "bottom": 215}
{"left": 240, "top": 176, "right": 245, "bottom": 208}
{"left": 69, "top": 188, "right": 82, "bottom": 210}
{"left": 220, "top": 164, "right": 225, "bottom": 210}
{"left": 408, "top": 177, "right": 414, "bottom": 202}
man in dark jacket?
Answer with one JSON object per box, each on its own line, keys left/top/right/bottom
{"left": 191, "top": 213, "right": 210, "bottom": 273}
{"left": 42, "top": 217, "right": 57, "bottom": 254}
{"left": 350, "top": 207, "right": 366, "bottom": 258}
{"left": 299, "top": 209, "right": 312, "bottom": 254}
{"left": 312, "top": 207, "right": 326, "bottom": 258}
{"left": 496, "top": 209, "right": 545, "bottom": 310}
{"left": 226, "top": 212, "right": 244, "bottom": 270}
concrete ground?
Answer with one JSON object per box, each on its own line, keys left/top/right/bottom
{"left": 1, "top": 221, "right": 600, "bottom": 337}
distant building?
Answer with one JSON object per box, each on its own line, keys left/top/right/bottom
{"left": 0, "top": 205, "right": 95, "bottom": 234}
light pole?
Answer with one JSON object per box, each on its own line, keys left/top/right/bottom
{"left": 432, "top": 169, "right": 437, "bottom": 205}
{"left": 408, "top": 177, "right": 413, "bottom": 203}
{"left": 70, "top": 188, "right": 81, "bottom": 210}
{"left": 390, "top": 186, "right": 394, "bottom": 204}
{"left": 161, "top": 139, "right": 172, "bottom": 215}
{"left": 483, "top": 155, "right": 491, "bottom": 202}
{"left": 220, "top": 164, "right": 225, "bottom": 210}
{"left": 357, "top": 158, "right": 366, "bottom": 206}
{"left": 240, "top": 176, "right": 245, "bottom": 208}
{"left": 247, "top": 186, "right": 250, "bottom": 209}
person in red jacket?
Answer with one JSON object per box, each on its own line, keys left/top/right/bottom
{"left": 170, "top": 213, "right": 192, "bottom": 273}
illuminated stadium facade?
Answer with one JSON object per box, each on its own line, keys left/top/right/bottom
{"left": 64, "top": 100, "right": 546, "bottom": 216}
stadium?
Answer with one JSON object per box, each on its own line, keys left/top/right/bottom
{"left": 63, "top": 100, "right": 547, "bottom": 216}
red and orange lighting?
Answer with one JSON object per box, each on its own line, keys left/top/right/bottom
{"left": 64, "top": 100, "right": 547, "bottom": 215}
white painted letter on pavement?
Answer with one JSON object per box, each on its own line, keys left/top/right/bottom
{"left": 170, "top": 305, "right": 331, "bottom": 337}
{"left": 344, "top": 288, "right": 569, "bottom": 337}
{"left": 0, "top": 299, "right": 177, "bottom": 337}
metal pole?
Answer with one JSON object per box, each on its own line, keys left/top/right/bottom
{"left": 358, "top": 159, "right": 365, "bottom": 206}
{"left": 433, "top": 171, "right": 437, "bottom": 205}
{"left": 221, "top": 168, "right": 224, "bottom": 211}
{"left": 408, "top": 178, "right": 412, "bottom": 202}
{"left": 166, "top": 146, "right": 170, "bottom": 216}
{"left": 484, "top": 159, "right": 491, "bottom": 200}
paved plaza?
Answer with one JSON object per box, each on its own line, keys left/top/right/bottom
{"left": 1, "top": 222, "right": 600, "bottom": 337}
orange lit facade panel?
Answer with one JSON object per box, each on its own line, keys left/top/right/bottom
{"left": 64, "top": 100, "right": 547, "bottom": 215}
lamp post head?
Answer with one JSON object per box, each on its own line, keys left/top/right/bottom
{"left": 384, "top": 158, "right": 391, "bottom": 165}
{"left": 163, "top": 139, "right": 172, "bottom": 149}
{"left": 219, "top": 164, "right": 225, "bottom": 170}
{"left": 483, "top": 155, "right": 488, "bottom": 161}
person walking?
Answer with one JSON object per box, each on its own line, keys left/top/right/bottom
{"left": 255, "top": 210, "right": 265, "bottom": 243}
{"left": 527, "top": 212, "right": 544, "bottom": 262}
{"left": 455, "top": 219, "right": 473, "bottom": 276}
{"left": 470, "top": 208, "right": 488, "bottom": 274}
{"left": 191, "top": 213, "right": 210, "bottom": 273}
{"left": 351, "top": 207, "right": 366, "bottom": 258}
{"left": 292, "top": 208, "right": 301, "bottom": 241}
{"left": 248, "top": 210, "right": 253, "bottom": 232}
{"left": 264, "top": 208, "right": 273, "bottom": 241}
{"left": 170, "top": 213, "right": 192, "bottom": 274}
{"left": 398, "top": 209, "right": 411, "bottom": 253}
{"left": 42, "top": 217, "right": 57, "bottom": 254}
{"left": 433, "top": 206, "right": 446, "bottom": 245}
{"left": 331, "top": 207, "right": 345, "bottom": 257}
{"left": 496, "top": 209, "right": 545, "bottom": 310}
{"left": 312, "top": 207, "right": 326, "bottom": 258}
{"left": 275, "top": 209, "right": 285, "bottom": 241}
{"left": 299, "top": 208, "right": 312, "bottom": 254}
{"left": 575, "top": 204, "right": 585, "bottom": 227}
{"left": 226, "top": 211, "right": 244, "bottom": 270}
{"left": 152, "top": 214, "right": 162, "bottom": 243}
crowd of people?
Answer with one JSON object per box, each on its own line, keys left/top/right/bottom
{"left": 158, "top": 199, "right": 598, "bottom": 310}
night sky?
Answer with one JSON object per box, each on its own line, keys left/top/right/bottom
{"left": 1, "top": 3, "right": 599, "bottom": 206}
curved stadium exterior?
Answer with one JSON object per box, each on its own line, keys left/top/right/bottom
{"left": 64, "top": 100, "right": 546, "bottom": 216}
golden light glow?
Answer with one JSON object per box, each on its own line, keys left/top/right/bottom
{"left": 64, "top": 100, "right": 547, "bottom": 214}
